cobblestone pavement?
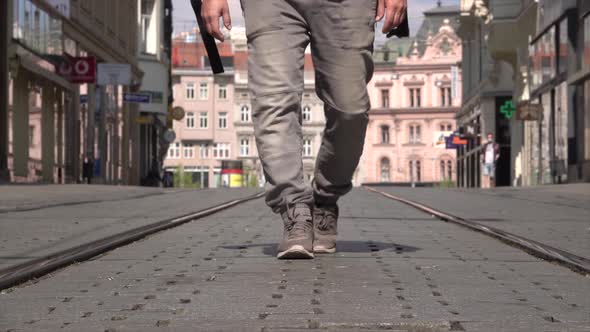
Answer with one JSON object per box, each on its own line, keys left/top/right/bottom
{"left": 0, "top": 185, "right": 169, "bottom": 213}
{"left": 372, "top": 184, "right": 590, "bottom": 259}
{"left": 1, "top": 189, "right": 588, "bottom": 332}
{"left": 0, "top": 187, "right": 260, "bottom": 269}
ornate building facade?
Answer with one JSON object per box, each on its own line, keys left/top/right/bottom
{"left": 357, "top": 5, "right": 462, "bottom": 185}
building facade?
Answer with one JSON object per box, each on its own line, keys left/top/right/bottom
{"left": 359, "top": 6, "right": 462, "bottom": 185}
{"left": 2, "top": 0, "right": 147, "bottom": 184}
{"left": 458, "top": 0, "right": 589, "bottom": 187}
{"left": 164, "top": 28, "right": 326, "bottom": 188}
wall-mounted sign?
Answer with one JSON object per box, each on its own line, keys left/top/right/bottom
{"left": 171, "top": 106, "right": 185, "bottom": 121}
{"left": 97, "top": 63, "right": 131, "bottom": 85}
{"left": 57, "top": 56, "right": 96, "bottom": 83}
{"left": 123, "top": 93, "right": 151, "bottom": 104}
{"left": 499, "top": 100, "right": 516, "bottom": 119}
{"left": 517, "top": 103, "right": 543, "bottom": 121}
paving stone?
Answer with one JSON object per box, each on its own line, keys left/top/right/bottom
{"left": 0, "top": 189, "right": 588, "bottom": 331}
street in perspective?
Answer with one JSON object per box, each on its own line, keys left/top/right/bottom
{"left": 1, "top": 0, "right": 589, "bottom": 332}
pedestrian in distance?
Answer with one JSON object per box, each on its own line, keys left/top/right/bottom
{"left": 201, "top": 0, "right": 408, "bottom": 259}
{"left": 481, "top": 132, "right": 500, "bottom": 189}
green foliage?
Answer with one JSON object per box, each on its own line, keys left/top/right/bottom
{"left": 248, "top": 171, "right": 259, "bottom": 188}
{"left": 173, "top": 165, "right": 200, "bottom": 189}
{"left": 436, "top": 179, "right": 456, "bottom": 188}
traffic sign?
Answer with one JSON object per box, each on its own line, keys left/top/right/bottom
{"left": 123, "top": 93, "right": 151, "bottom": 104}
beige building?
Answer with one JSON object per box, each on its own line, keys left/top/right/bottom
{"left": 3, "top": 0, "right": 143, "bottom": 184}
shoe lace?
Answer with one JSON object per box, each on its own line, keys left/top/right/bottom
{"left": 285, "top": 207, "right": 312, "bottom": 238}
{"left": 316, "top": 207, "right": 337, "bottom": 231}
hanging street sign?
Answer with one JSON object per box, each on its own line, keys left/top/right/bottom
{"left": 57, "top": 56, "right": 96, "bottom": 83}
{"left": 97, "top": 63, "right": 131, "bottom": 85}
{"left": 123, "top": 93, "right": 151, "bottom": 104}
{"left": 500, "top": 100, "right": 516, "bottom": 119}
{"left": 517, "top": 103, "right": 543, "bottom": 121}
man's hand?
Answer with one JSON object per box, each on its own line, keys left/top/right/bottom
{"left": 376, "top": 0, "right": 407, "bottom": 34}
{"left": 202, "top": 0, "right": 231, "bottom": 42}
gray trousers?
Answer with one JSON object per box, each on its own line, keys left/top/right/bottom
{"left": 242, "top": 0, "right": 376, "bottom": 213}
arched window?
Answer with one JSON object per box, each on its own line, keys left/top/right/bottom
{"left": 380, "top": 125, "right": 390, "bottom": 144}
{"left": 380, "top": 158, "right": 391, "bottom": 182}
{"left": 240, "top": 105, "right": 251, "bottom": 122}
{"left": 302, "top": 105, "right": 312, "bottom": 122}
{"left": 440, "top": 157, "right": 454, "bottom": 181}
{"left": 409, "top": 158, "right": 421, "bottom": 182}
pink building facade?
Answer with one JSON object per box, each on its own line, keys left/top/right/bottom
{"left": 357, "top": 9, "right": 462, "bottom": 185}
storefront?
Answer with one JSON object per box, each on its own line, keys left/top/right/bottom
{"left": 527, "top": 5, "right": 581, "bottom": 185}
{"left": 568, "top": 2, "right": 590, "bottom": 181}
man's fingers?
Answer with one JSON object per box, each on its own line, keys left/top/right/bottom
{"left": 222, "top": 5, "right": 232, "bottom": 30}
{"left": 376, "top": 0, "right": 385, "bottom": 21}
{"left": 381, "top": 6, "right": 396, "bottom": 33}
{"left": 201, "top": 7, "right": 224, "bottom": 41}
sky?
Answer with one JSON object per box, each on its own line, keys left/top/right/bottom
{"left": 172, "top": 0, "right": 460, "bottom": 39}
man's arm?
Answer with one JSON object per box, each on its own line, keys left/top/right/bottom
{"left": 201, "top": 0, "right": 232, "bottom": 42}
{"left": 376, "top": 0, "right": 408, "bottom": 34}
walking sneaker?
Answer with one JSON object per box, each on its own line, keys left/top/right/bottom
{"left": 277, "top": 203, "right": 314, "bottom": 259}
{"left": 313, "top": 204, "right": 339, "bottom": 254}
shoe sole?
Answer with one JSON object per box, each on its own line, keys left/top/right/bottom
{"left": 277, "top": 245, "right": 314, "bottom": 259}
{"left": 313, "top": 245, "right": 336, "bottom": 254}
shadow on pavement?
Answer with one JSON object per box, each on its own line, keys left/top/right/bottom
{"left": 221, "top": 241, "right": 420, "bottom": 257}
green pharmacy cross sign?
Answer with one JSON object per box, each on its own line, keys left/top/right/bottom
{"left": 500, "top": 100, "right": 516, "bottom": 119}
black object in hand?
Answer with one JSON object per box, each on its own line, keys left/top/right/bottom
{"left": 386, "top": 10, "right": 410, "bottom": 39}
{"left": 190, "top": 0, "right": 224, "bottom": 74}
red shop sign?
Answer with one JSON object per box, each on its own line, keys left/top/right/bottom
{"left": 57, "top": 56, "right": 96, "bottom": 83}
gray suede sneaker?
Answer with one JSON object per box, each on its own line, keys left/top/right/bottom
{"left": 277, "top": 203, "right": 314, "bottom": 259}
{"left": 313, "top": 204, "right": 339, "bottom": 254}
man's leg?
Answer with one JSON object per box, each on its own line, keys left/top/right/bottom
{"left": 307, "top": 0, "right": 377, "bottom": 204}
{"left": 243, "top": 0, "right": 313, "bottom": 213}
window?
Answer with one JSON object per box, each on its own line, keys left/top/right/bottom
{"left": 303, "top": 139, "right": 313, "bottom": 157}
{"left": 302, "top": 105, "right": 312, "bottom": 122}
{"left": 29, "top": 125, "right": 35, "bottom": 148}
{"left": 168, "top": 142, "right": 181, "bottom": 159}
{"left": 409, "top": 88, "right": 421, "bottom": 108}
{"left": 186, "top": 112, "right": 195, "bottom": 128}
{"left": 381, "top": 125, "right": 390, "bottom": 144}
{"left": 218, "top": 112, "right": 228, "bottom": 129}
{"left": 409, "top": 124, "right": 421, "bottom": 143}
{"left": 440, "top": 123, "right": 453, "bottom": 132}
{"left": 440, "top": 87, "right": 452, "bottom": 106}
{"left": 140, "top": 0, "right": 156, "bottom": 54}
{"left": 530, "top": 26, "right": 556, "bottom": 90}
{"left": 199, "top": 112, "right": 208, "bottom": 128}
{"left": 213, "top": 143, "right": 230, "bottom": 159}
{"left": 380, "top": 158, "right": 390, "bottom": 182}
{"left": 409, "top": 160, "right": 421, "bottom": 182}
{"left": 240, "top": 138, "right": 250, "bottom": 156}
{"left": 240, "top": 105, "right": 251, "bottom": 122}
{"left": 218, "top": 84, "right": 227, "bottom": 100}
{"left": 381, "top": 89, "right": 390, "bottom": 108}
{"left": 183, "top": 143, "right": 194, "bottom": 159}
{"left": 585, "top": 15, "right": 590, "bottom": 70}
{"left": 440, "top": 159, "right": 453, "bottom": 180}
{"left": 200, "top": 144, "right": 209, "bottom": 158}
{"left": 199, "top": 82, "right": 208, "bottom": 100}
{"left": 558, "top": 19, "right": 568, "bottom": 75}
{"left": 186, "top": 83, "right": 195, "bottom": 100}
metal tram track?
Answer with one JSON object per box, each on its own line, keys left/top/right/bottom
{"left": 0, "top": 192, "right": 264, "bottom": 291}
{"left": 364, "top": 186, "right": 590, "bottom": 275}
